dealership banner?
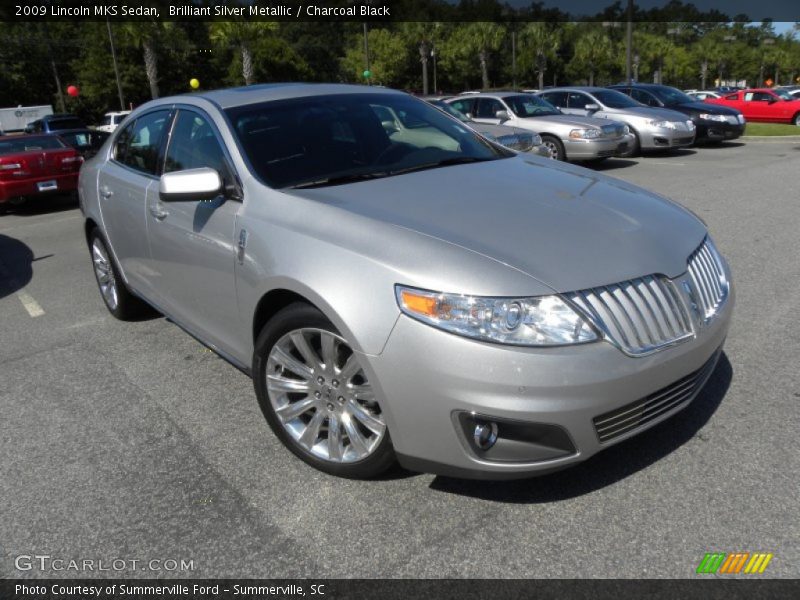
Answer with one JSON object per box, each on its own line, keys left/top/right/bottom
{"left": 2, "top": 0, "right": 800, "bottom": 22}
{"left": 2, "top": 579, "right": 800, "bottom": 599}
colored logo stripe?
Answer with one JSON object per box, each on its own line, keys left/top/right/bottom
{"left": 697, "top": 552, "right": 773, "bottom": 574}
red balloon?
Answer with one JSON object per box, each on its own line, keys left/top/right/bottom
{"left": 67, "top": 85, "right": 79, "bottom": 97}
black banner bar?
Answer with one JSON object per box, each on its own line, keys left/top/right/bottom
{"left": 2, "top": 579, "right": 800, "bottom": 600}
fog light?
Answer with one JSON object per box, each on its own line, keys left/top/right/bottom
{"left": 473, "top": 421, "right": 498, "bottom": 450}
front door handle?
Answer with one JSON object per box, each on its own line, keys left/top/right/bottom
{"left": 99, "top": 186, "right": 113, "bottom": 198}
{"left": 149, "top": 204, "right": 169, "bottom": 220}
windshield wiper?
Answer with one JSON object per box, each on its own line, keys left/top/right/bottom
{"left": 388, "top": 156, "right": 497, "bottom": 176}
{"left": 285, "top": 171, "right": 390, "bottom": 189}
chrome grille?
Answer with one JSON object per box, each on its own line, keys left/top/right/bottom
{"left": 567, "top": 276, "right": 693, "bottom": 356}
{"left": 566, "top": 237, "right": 727, "bottom": 356}
{"left": 601, "top": 124, "right": 624, "bottom": 138}
{"left": 686, "top": 238, "right": 728, "bottom": 321}
{"left": 593, "top": 349, "right": 720, "bottom": 443}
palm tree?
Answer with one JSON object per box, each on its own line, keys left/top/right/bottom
{"left": 572, "top": 29, "right": 612, "bottom": 86}
{"left": 120, "top": 21, "right": 172, "bottom": 99}
{"left": 519, "top": 23, "right": 560, "bottom": 90}
{"left": 453, "top": 23, "right": 506, "bottom": 89}
{"left": 209, "top": 21, "right": 278, "bottom": 86}
{"left": 400, "top": 23, "right": 442, "bottom": 95}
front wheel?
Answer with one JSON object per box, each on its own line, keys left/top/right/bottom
{"left": 540, "top": 135, "right": 565, "bottom": 161}
{"left": 253, "top": 302, "right": 396, "bottom": 478}
{"left": 793, "top": 113, "right": 800, "bottom": 127}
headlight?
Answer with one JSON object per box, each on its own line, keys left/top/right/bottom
{"left": 699, "top": 113, "right": 727, "bottom": 122}
{"left": 569, "top": 128, "right": 602, "bottom": 139}
{"left": 396, "top": 286, "right": 598, "bottom": 346}
{"left": 737, "top": 114, "right": 745, "bottom": 124}
{"left": 686, "top": 120, "right": 696, "bottom": 130}
{"left": 648, "top": 120, "right": 676, "bottom": 129}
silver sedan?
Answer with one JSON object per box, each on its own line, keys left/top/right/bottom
{"left": 80, "top": 84, "right": 733, "bottom": 480}
{"left": 446, "top": 92, "right": 634, "bottom": 162}
{"left": 538, "top": 87, "right": 696, "bottom": 155}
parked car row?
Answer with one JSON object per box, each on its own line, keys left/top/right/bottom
{"left": 703, "top": 88, "right": 800, "bottom": 125}
{"left": 77, "top": 83, "right": 734, "bottom": 480}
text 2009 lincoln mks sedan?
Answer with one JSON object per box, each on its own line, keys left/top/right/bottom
{"left": 80, "top": 83, "right": 733, "bottom": 480}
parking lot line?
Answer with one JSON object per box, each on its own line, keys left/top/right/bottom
{"left": 17, "top": 290, "right": 45, "bottom": 317}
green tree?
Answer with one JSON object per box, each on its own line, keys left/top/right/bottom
{"left": 399, "top": 22, "right": 443, "bottom": 95}
{"left": 569, "top": 28, "right": 613, "bottom": 86}
{"left": 119, "top": 21, "right": 174, "bottom": 99}
{"left": 209, "top": 21, "right": 279, "bottom": 86}
{"left": 444, "top": 22, "right": 506, "bottom": 90}
{"left": 341, "top": 28, "right": 408, "bottom": 87}
{"left": 518, "top": 22, "right": 560, "bottom": 90}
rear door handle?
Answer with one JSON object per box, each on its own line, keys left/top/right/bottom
{"left": 99, "top": 186, "right": 113, "bottom": 198}
{"left": 149, "top": 204, "right": 169, "bottom": 220}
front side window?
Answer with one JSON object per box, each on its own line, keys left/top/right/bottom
{"left": 117, "top": 110, "right": 171, "bottom": 175}
{"left": 164, "top": 110, "right": 228, "bottom": 177}
{"left": 225, "top": 93, "right": 510, "bottom": 189}
{"left": 631, "top": 89, "right": 659, "bottom": 107}
{"left": 540, "top": 91, "right": 568, "bottom": 108}
{"left": 475, "top": 98, "right": 505, "bottom": 119}
{"left": 448, "top": 98, "right": 476, "bottom": 115}
{"left": 567, "top": 92, "right": 592, "bottom": 109}
{"left": 592, "top": 89, "right": 641, "bottom": 109}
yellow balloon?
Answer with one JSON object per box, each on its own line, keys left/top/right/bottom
{"left": 189, "top": 78, "right": 200, "bottom": 89}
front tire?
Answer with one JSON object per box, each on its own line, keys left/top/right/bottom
{"left": 793, "top": 112, "right": 800, "bottom": 127}
{"left": 541, "top": 135, "right": 565, "bottom": 161}
{"left": 253, "top": 302, "right": 396, "bottom": 478}
{"left": 88, "top": 229, "right": 151, "bottom": 320}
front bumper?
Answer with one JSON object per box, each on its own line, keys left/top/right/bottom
{"left": 365, "top": 282, "right": 733, "bottom": 479}
{"left": 639, "top": 126, "right": 696, "bottom": 150}
{"left": 563, "top": 135, "right": 630, "bottom": 160}
{"left": 696, "top": 120, "right": 744, "bottom": 142}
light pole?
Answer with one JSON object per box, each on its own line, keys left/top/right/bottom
{"left": 431, "top": 46, "right": 437, "bottom": 94}
{"left": 633, "top": 51, "right": 640, "bottom": 83}
{"left": 107, "top": 18, "right": 125, "bottom": 111}
{"left": 625, "top": 0, "right": 634, "bottom": 85}
{"left": 363, "top": 23, "right": 371, "bottom": 86}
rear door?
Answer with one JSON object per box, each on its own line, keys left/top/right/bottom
{"left": 97, "top": 109, "right": 172, "bottom": 299}
{"left": 145, "top": 107, "right": 243, "bottom": 356}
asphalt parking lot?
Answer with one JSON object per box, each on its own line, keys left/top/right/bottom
{"left": 1, "top": 140, "right": 799, "bottom": 579}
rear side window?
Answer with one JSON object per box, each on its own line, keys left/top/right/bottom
{"left": 540, "top": 91, "right": 568, "bottom": 107}
{"left": 115, "top": 110, "right": 171, "bottom": 175}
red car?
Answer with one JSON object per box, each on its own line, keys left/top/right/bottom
{"left": 706, "top": 88, "right": 800, "bottom": 125}
{"left": 0, "top": 134, "right": 83, "bottom": 207}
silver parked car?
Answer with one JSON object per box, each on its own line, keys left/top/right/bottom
{"left": 537, "top": 87, "right": 696, "bottom": 155}
{"left": 425, "top": 98, "right": 550, "bottom": 157}
{"left": 80, "top": 84, "right": 733, "bottom": 480}
{"left": 446, "top": 92, "right": 633, "bottom": 162}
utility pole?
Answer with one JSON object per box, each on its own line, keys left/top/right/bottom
{"left": 512, "top": 30, "right": 517, "bottom": 89}
{"left": 107, "top": 18, "right": 125, "bottom": 111}
{"left": 625, "top": 0, "right": 634, "bottom": 85}
{"left": 363, "top": 23, "right": 371, "bottom": 86}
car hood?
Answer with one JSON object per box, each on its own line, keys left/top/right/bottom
{"left": 471, "top": 122, "right": 534, "bottom": 138}
{"left": 289, "top": 156, "right": 707, "bottom": 293}
{"left": 521, "top": 114, "right": 611, "bottom": 129}
{"left": 611, "top": 106, "right": 690, "bottom": 121}
{"left": 674, "top": 101, "right": 740, "bottom": 115}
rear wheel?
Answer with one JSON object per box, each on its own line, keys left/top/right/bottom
{"left": 89, "top": 229, "right": 152, "bottom": 320}
{"left": 253, "top": 302, "right": 396, "bottom": 478}
{"left": 541, "top": 135, "right": 565, "bottom": 161}
{"left": 793, "top": 113, "right": 800, "bottom": 127}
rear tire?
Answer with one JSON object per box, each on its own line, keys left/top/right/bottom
{"left": 541, "top": 135, "right": 565, "bottom": 161}
{"left": 793, "top": 113, "right": 800, "bottom": 127}
{"left": 253, "top": 302, "right": 396, "bottom": 479}
{"left": 88, "top": 229, "right": 152, "bottom": 320}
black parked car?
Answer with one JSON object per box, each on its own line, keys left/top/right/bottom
{"left": 608, "top": 84, "right": 745, "bottom": 143}
{"left": 50, "top": 129, "right": 110, "bottom": 159}
{"left": 24, "top": 114, "right": 87, "bottom": 134}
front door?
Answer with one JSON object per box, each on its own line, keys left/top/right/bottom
{"left": 145, "top": 108, "right": 243, "bottom": 358}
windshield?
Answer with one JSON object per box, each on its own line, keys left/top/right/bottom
{"left": 649, "top": 86, "right": 695, "bottom": 106}
{"left": 102, "top": 116, "right": 112, "bottom": 126}
{"left": 504, "top": 95, "right": 560, "bottom": 117}
{"left": 428, "top": 100, "right": 471, "bottom": 123}
{"left": 225, "top": 93, "right": 510, "bottom": 189}
{"left": 0, "top": 136, "right": 66, "bottom": 155}
{"left": 772, "top": 89, "right": 793, "bottom": 100}
{"left": 592, "top": 89, "right": 641, "bottom": 109}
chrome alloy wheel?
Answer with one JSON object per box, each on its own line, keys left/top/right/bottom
{"left": 541, "top": 139, "right": 560, "bottom": 160}
{"left": 92, "top": 238, "right": 118, "bottom": 311}
{"left": 266, "top": 328, "right": 386, "bottom": 463}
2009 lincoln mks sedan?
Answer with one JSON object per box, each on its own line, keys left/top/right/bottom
{"left": 80, "top": 83, "right": 733, "bottom": 480}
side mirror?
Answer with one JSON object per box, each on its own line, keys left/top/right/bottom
{"left": 159, "top": 167, "right": 222, "bottom": 202}
{"left": 465, "top": 112, "right": 474, "bottom": 119}
{"left": 767, "top": 97, "right": 777, "bottom": 104}
{"left": 585, "top": 103, "right": 600, "bottom": 112}
{"left": 495, "top": 110, "right": 511, "bottom": 122}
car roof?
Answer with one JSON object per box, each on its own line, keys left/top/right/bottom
{"left": 539, "top": 86, "right": 613, "bottom": 93}
{"left": 165, "top": 83, "right": 407, "bottom": 110}
{"left": 43, "top": 113, "right": 81, "bottom": 120}
{"left": 453, "top": 91, "right": 531, "bottom": 99}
